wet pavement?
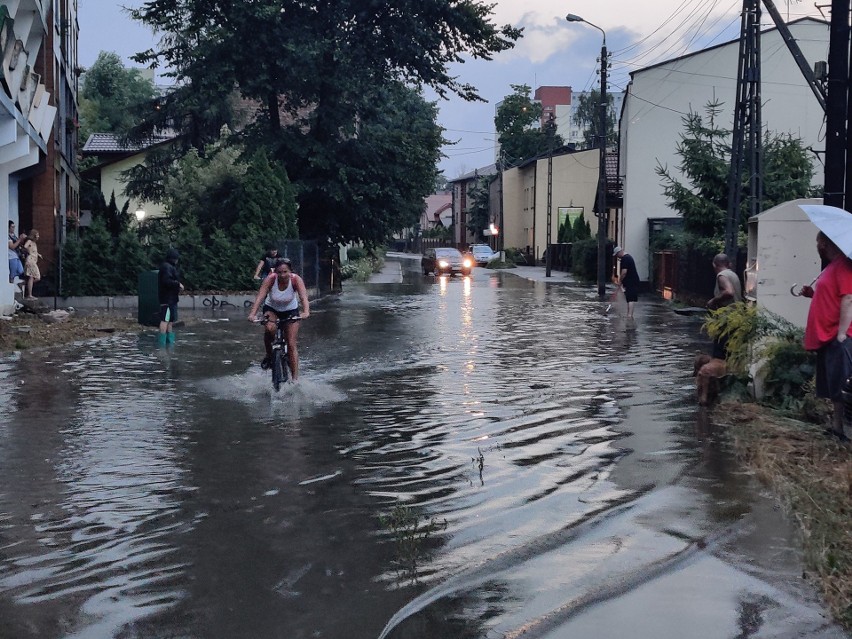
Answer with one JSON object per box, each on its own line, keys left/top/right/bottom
{"left": 0, "top": 256, "right": 847, "bottom": 639}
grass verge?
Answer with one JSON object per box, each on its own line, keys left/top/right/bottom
{"left": 715, "top": 401, "right": 852, "bottom": 629}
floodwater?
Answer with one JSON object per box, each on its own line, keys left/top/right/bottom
{"left": 0, "top": 259, "right": 847, "bottom": 639}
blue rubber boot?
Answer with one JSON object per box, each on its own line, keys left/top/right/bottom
{"left": 166, "top": 332, "right": 176, "bottom": 345}
{"left": 157, "top": 333, "right": 167, "bottom": 347}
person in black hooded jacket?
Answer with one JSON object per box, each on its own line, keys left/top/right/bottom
{"left": 158, "top": 248, "right": 184, "bottom": 345}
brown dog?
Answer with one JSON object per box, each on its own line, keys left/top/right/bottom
{"left": 693, "top": 353, "right": 727, "bottom": 406}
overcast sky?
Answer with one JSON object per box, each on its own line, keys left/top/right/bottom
{"left": 78, "top": 0, "right": 827, "bottom": 179}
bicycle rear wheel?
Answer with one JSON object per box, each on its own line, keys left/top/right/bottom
{"left": 271, "top": 349, "right": 285, "bottom": 392}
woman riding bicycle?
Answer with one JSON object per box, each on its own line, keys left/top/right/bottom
{"left": 247, "top": 257, "right": 310, "bottom": 380}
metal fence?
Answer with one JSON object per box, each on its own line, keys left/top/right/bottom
{"left": 275, "top": 239, "right": 321, "bottom": 291}
{"left": 653, "top": 247, "right": 747, "bottom": 302}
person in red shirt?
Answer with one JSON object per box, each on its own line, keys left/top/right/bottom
{"left": 802, "top": 231, "right": 852, "bottom": 442}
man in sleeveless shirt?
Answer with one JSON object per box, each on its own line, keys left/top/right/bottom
{"left": 695, "top": 254, "right": 743, "bottom": 404}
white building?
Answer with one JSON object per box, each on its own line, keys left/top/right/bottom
{"left": 619, "top": 17, "right": 828, "bottom": 283}
{"left": 1, "top": 2, "right": 60, "bottom": 314}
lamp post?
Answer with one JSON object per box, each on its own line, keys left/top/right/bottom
{"left": 566, "top": 13, "right": 608, "bottom": 299}
{"left": 134, "top": 208, "right": 146, "bottom": 223}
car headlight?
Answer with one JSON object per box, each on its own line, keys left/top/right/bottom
{"left": 438, "top": 260, "right": 449, "bottom": 268}
{"left": 463, "top": 259, "right": 472, "bottom": 268}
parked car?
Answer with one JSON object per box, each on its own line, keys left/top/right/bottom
{"left": 469, "top": 244, "right": 498, "bottom": 266}
{"left": 422, "top": 247, "right": 473, "bottom": 276}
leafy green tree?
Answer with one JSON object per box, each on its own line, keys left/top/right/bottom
{"left": 78, "top": 52, "right": 158, "bottom": 143}
{"left": 278, "top": 81, "right": 442, "bottom": 247}
{"left": 127, "top": 0, "right": 520, "bottom": 247}
{"left": 465, "top": 175, "right": 494, "bottom": 241}
{"left": 235, "top": 150, "right": 298, "bottom": 241}
{"left": 495, "top": 84, "right": 564, "bottom": 166}
{"left": 571, "top": 89, "right": 618, "bottom": 150}
{"left": 656, "top": 101, "right": 815, "bottom": 239}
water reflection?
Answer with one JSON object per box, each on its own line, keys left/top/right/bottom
{"left": 0, "top": 269, "right": 843, "bottom": 639}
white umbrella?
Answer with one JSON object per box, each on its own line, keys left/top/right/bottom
{"left": 799, "top": 204, "right": 852, "bottom": 258}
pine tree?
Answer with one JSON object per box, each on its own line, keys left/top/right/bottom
{"left": 656, "top": 101, "right": 815, "bottom": 239}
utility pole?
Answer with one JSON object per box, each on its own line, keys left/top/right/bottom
{"left": 566, "top": 13, "right": 608, "bottom": 298}
{"left": 724, "top": 0, "right": 762, "bottom": 262}
{"left": 596, "top": 40, "right": 609, "bottom": 298}
{"left": 825, "top": 0, "right": 850, "bottom": 209}
{"left": 546, "top": 151, "right": 553, "bottom": 277}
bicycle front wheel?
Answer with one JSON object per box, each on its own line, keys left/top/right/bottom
{"left": 271, "top": 350, "right": 285, "bottom": 392}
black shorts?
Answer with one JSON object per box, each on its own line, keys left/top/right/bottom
{"left": 262, "top": 305, "right": 299, "bottom": 321}
{"left": 623, "top": 286, "right": 639, "bottom": 303}
{"left": 815, "top": 338, "right": 852, "bottom": 401}
{"left": 159, "top": 302, "right": 178, "bottom": 323}
{"left": 711, "top": 336, "right": 729, "bottom": 360}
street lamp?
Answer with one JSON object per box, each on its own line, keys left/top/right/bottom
{"left": 566, "top": 13, "right": 608, "bottom": 299}
{"left": 134, "top": 208, "right": 146, "bottom": 223}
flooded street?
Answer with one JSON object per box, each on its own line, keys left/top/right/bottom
{"left": 0, "top": 258, "right": 847, "bottom": 639}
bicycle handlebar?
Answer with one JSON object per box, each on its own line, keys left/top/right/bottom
{"left": 252, "top": 315, "right": 302, "bottom": 325}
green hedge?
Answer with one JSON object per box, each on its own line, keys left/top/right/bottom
{"left": 61, "top": 216, "right": 263, "bottom": 295}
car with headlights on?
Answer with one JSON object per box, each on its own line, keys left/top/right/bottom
{"left": 421, "top": 247, "right": 472, "bottom": 276}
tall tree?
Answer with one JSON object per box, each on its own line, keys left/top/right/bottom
{"left": 656, "top": 101, "right": 815, "bottom": 238}
{"left": 78, "top": 52, "right": 158, "bottom": 143}
{"left": 495, "top": 84, "right": 564, "bottom": 166}
{"left": 126, "top": 0, "right": 521, "bottom": 247}
{"left": 466, "top": 175, "right": 494, "bottom": 241}
{"left": 571, "top": 89, "right": 618, "bottom": 150}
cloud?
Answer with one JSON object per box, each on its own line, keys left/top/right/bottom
{"left": 504, "top": 19, "right": 578, "bottom": 65}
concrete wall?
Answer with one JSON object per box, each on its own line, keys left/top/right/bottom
{"left": 620, "top": 19, "right": 829, "bottom": 282}
{"left": 52, "top": 288, "right": 320, "bottom": 312}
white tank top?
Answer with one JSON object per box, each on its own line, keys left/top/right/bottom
{"left": 266, "top": 275, "right": 298, "bottom": 312}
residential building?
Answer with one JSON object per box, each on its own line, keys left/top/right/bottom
{"left": 534, "top": 85, "right": 571, "bottom": 135}
{"left": 619, "top": 17, "right": 828, "bottom": 283}
{"left": 449, "top": 164, "right": 497, "bottom": 246}
{"left": 81, "top": 132, "right": 175, "bottom": 225}
{"left": 1, "top": 0, "right": 73, "bottom": 313}
{"left": 421, "top": 192, "right": 452, "bottom": 231}
{"left": 501, "top": 147, "right": 604, "bottom": 259}
{"left": 530, "top": 85, "right": 624, "bottom": 149}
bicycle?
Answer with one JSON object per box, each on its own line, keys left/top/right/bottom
{"left": 255, "top": 315, "right": 301, "bottom": 391}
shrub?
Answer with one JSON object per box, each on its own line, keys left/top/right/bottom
{"left": 570, "top": 237, "right": 599, "bottom": 282}
{"left": 347, "top": 246, "right": 368, "bottom": 262}
{"left": 341, "top": 253, "right": 385, "bottom": 281}
{"left": 703, "top": 302, "right": 821, "bottom": 418}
